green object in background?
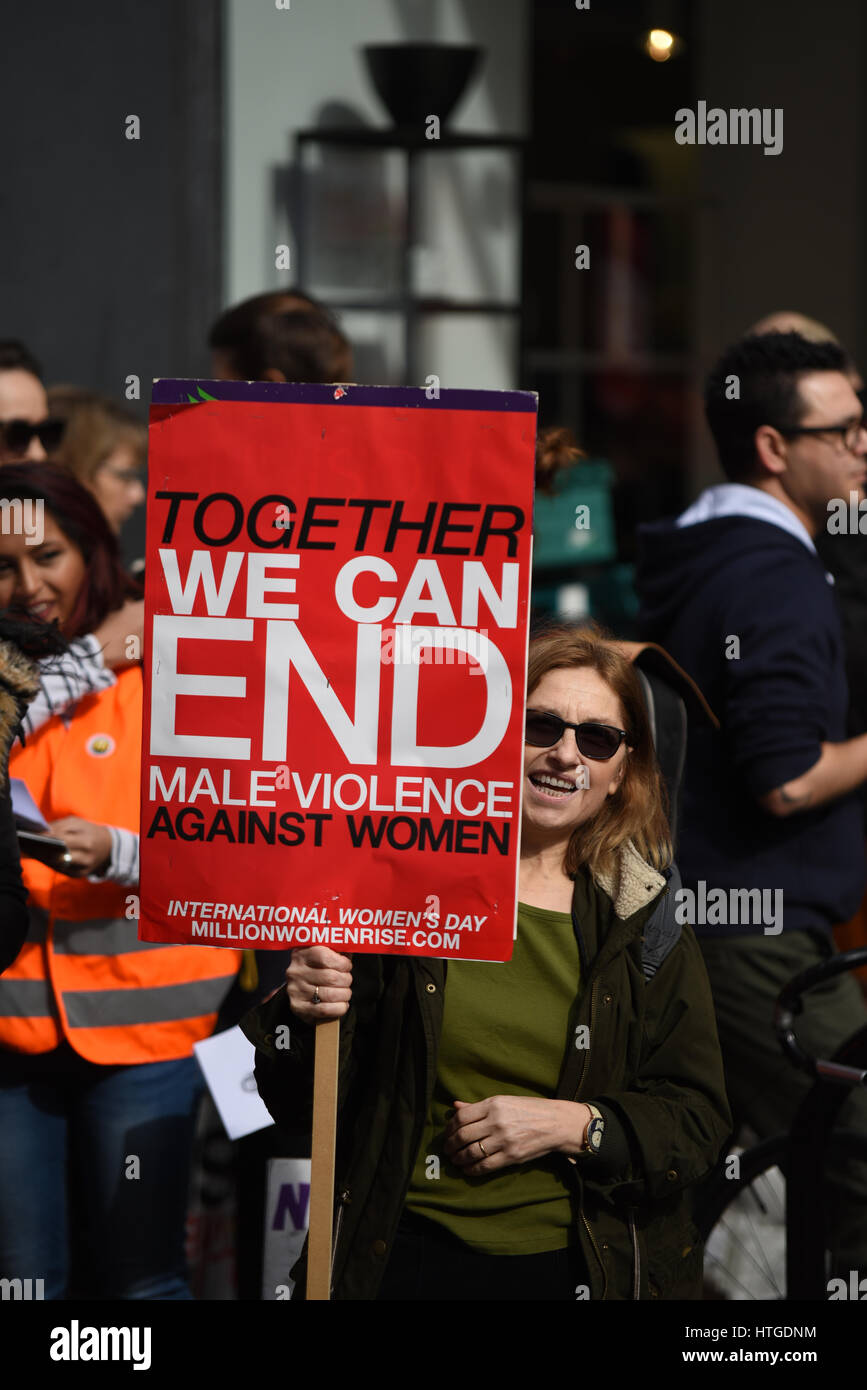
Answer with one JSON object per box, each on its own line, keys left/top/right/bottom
{"left": 532, "top": 460, "right": 616, "bottom": 568}
{"left": 531, "top": 564, "right": 639, "bottom": 635}
{"left": 588, "top": 563, "right": 640, "bottom": 633}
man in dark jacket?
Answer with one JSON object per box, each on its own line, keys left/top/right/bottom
{"left": 243, "top": 840, "right": 730, "bottom": 1301}
{"left": 636, "top": 331, "right": 867, "bottom": 1278}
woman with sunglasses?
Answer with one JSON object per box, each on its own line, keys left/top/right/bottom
{"left": 244, "top": 625, "right": 730, "bottom": 1300}
{"left": 0, "top": 340, "right": 64, "bottom": 466}
{"left": 0, "top": 464, "right": 241, "bottom": 1300}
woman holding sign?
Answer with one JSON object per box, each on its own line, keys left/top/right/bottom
{"left": 246, "top": 626, "right": 730, "bottom": 1300}
{"left": 0, "top": 463, "right": 241, "bottom": 1299}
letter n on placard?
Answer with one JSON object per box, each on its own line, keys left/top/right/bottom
{"left": 262, "top": 1159, "right": 312, "bottom": 1300}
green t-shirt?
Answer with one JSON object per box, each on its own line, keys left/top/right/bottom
{"left": 404, "top": 901, "right": 582, "bottom": 1253}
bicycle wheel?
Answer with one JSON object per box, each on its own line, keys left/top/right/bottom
{"left": 696, "top": 1131, "right": 867, "bottom": 1301}
{"left": 698, "top": 1137, "right": 788, "bottom": 1300}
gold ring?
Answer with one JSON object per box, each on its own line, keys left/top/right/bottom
{"left": 478, "top": 1140, "right": 488, "bottom": 1158}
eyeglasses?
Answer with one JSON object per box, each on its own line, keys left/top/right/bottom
{"left": 525, "top": 709, "right": 630, "bottom": 760}
{"left": 0, "top": 418, "right": 65, "bottom": 456}
{"left": 775, "top": 418, "right": 866, "bottom": 453}
{"left": 99, "top": 464, "right": 145, "bottom": 486}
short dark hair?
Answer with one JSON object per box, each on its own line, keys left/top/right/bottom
{"left": 0, "top": 340, "right": 43, "bottom": 380}
{"left": 704, "top": 332, "right": 850, "bottom": 481}
{"left": 208, "top": 290, "right": 352, "bottom": 383}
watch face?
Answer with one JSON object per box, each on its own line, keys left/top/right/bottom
{"left": 588, "top": 1118, "right": 604, "bottom": 1152}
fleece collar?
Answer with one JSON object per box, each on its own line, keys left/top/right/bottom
{"left": 593, "top": 839, "right": 666, "bottom": 920}
{"left": 0, "top": 638, "right": 40, "bottom": 782}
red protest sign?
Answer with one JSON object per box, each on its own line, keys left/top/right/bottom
{"left": 139, "top": 381, "right": 536, "bottom": 962}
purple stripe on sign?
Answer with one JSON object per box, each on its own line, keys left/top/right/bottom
{"left": 150, "top": 380, "right": 538, "bottom": 413}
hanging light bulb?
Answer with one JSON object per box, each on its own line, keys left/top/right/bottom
{"left": 644, "top": 28, "right": 678, "bottom": 62}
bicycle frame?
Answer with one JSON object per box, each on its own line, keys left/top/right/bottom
{"left": 774, "top": 946, "right": 867, "bottom": 1299}
{"left": 784, "top": 1024, "right": 867, "bottom": 1297}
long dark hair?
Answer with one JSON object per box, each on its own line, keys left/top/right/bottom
{"left": 0, "top": 462, "right": 137, "bottom": 639}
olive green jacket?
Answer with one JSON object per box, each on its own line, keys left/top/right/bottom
{"left": 242, "top": 842, "right": 731, "bottom": 1300}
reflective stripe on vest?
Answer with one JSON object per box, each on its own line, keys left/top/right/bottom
{"left": 52, "top": 918, "right": 165, "bottom": 956}
{"left": 62, "top": 973, "right": 238, "bottom": 1029}
{"left": 5, "top": 668, "right": 242, "bottom": 1062}
{"left": 0, "top": 977, "right": 53, "bottom": 1018}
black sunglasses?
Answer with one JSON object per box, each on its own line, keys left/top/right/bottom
{"left": 525, "top": 709, "right": 629, "bottom": 760}
{"left": 0, "top": 417, "right": 65, "bottom": 455}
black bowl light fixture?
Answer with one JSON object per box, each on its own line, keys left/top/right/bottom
{"left": 362, "top": 43, "right": 483, "bottom": 128}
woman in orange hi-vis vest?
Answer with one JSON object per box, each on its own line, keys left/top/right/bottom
{"left": 0, "top": 463, "right": 241, "bottom": 1300}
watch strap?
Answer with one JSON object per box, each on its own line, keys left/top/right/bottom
{"left": 583, "top": 1104, "right": 604, "bottom": 1153}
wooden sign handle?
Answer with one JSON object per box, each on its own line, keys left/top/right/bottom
{"left": 306, "top": 1017, "right": 341, "bottom": 1300}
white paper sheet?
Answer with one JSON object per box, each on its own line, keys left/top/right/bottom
{"left": 193, "top": 1024, "right": 274, "bottom": 1140}
{"left": 10, "top": 778, "right": 49, "bottom": 831}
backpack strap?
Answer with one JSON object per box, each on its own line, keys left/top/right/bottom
{"left": 570, "top": 862, "right": 683, "bottom": 985}
{"left": 635, "top": 668, "right": 687, "bottom": 854}
{"left": 641, "top": 862, "right": 683, "bottom": 980}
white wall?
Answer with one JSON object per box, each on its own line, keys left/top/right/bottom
{"left": 225, "top": 0, "right": 529, "bottom": 388}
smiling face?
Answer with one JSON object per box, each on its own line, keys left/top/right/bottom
{"left": 522, "top": 665, "right": 630, "bottom": 853}
{"left": 0, "top": 511, "right": 86, "bottom": 631}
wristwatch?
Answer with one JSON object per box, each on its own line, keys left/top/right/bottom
{"left": 582, "top": 1104, "right": 605, "bottom": 1155}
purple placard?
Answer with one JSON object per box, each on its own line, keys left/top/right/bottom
{"left": 151, "top": 379, "right": 538, "bottom": 413}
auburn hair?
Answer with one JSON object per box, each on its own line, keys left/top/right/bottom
{"left": 526, "top": 623, "right": 672, "bottom": 876}
{"left": 534, "top": 425, "right": 585, "bottom": 495}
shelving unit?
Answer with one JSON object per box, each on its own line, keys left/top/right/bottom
{"left": 293, "top": 127, "right": 526, "bottom": 385}
{"left": 521, "top": 181, "right": 711, "bottom": 630}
